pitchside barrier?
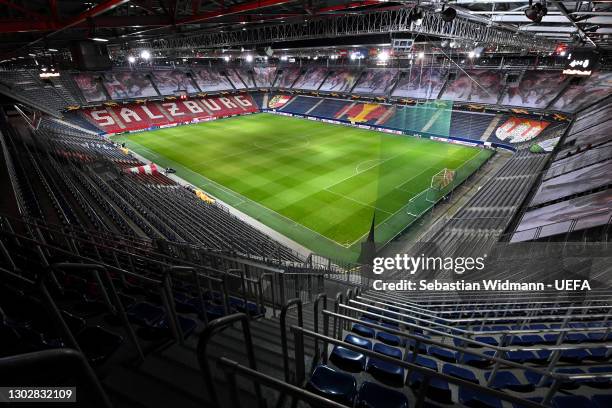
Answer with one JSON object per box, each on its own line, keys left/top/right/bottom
{"left": 378, "top": 149, "right": 493, "bottom": 245}
{"left": 262, "top": 109, "right": 517, "bottom": 152}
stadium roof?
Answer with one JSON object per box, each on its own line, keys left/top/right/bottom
{"left": 0, "top": 0, "right": 610, "bottom": 57}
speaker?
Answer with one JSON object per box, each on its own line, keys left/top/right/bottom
{"left": 71, "top": 40, "right": 112, "bottom": 71}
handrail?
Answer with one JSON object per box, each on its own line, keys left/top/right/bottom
{"left": 0, "top": 349, "right": 112, "bottom": 408}
{"left": 258, "top": 273, "right": 275, "bottom": 316}
{"left": 321, "top": 308, "right": 580, "bottom": 386}
{"left": 280, "top": 299, "right": 303, "bottom": 383}
{"left": 52, "top": 263, "right": 144, "bottom": 362}
{"left": 290, "top": 325, "right": 545, "bottom": 408}
{"left": 217, "top": 357, "right": 346, "bottom": 408}
{"left": 362, "top": 292, "right": 612, "bottom": 315}
{"left": 351, "top": 298, "right": 612, "bottom": 335}
{"left": 313, "top": 293, "right": 328, "bottom": 361}
{"left": 366, "top": 290, "right": 612, "bottom": 310}
{"left": 2, "top": 214, "right": 325, "bottom": 311}
{"left": 339, "top": 303, "right": 612, "bottom": 353}
{"left": 333, "top": 292, "right": 343, "bottom": 340}
{"left": 196, "top": 313, "right": 262, "bottom": 408}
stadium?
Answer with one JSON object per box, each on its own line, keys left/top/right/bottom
{"left": 0, "top": 0, "right": 610, "bottom": 407}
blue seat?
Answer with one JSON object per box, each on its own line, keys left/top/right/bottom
{"left": 587, "top": 366, "right": 612, "bottom": 388}
{"left": 485, "top": 371, "right": 534, "bottom": 392}
{"left": 520, "top": 334, "right": 544, "bottom": 345}
{"left": 127, "top": 302, "right": 164, "bottom": 326}
{"left": 366, "top": 358, "right": 405, "bottom": 387}
{"left": 442, "top": 364, "right": 478, "bottom": 384}
{"left": 405, "top": 352, "right": 438, "bottom": 371}
{"left": 559, "top": 349, "right": 590, "bottom": 363}
{"left": 205, "top": 304, "right": 226, "bottom": 321}
{"left": 525, "top": 368, "right": 582, "bottom": 390}
{"left": 376, "top": 330, "right": 402, "bottom": 346}
{"left": 512, "top": 397, "right": 543, "bottom": 408}
{"left": 406, "top": 335, "right": 429, "bottom": 352}
{"left": 586, "top": 347, "right": 610, "bottom": 361}
{"left": 408, "top": 372, "right": 451, "bottom": 403}
{"left": 355, "top": 381, "right": 409, "bottom": 408}
{"left": 527, "top": 324, "right": 548, "bottom": 330}
{"left": 459, "top": 386, "right": 502, "bottom": 408}
{"left": 505, "top": 350, "right": 535, "bottom": 363}
{"left": 428, "top": 346, "right": 456, "bottom": 363}
{"left": 330, "top": 346, "right": 366, "bottom": 372}
{"left": 352, "top": 323, "right": 375, "bottom": 338}
{"left": 344, "top": 334, "right": 372, "bottom": 350}
{"left": 374, "top": 343, "right": 402, "bottom": 359}
{"left": 552, "top": 395, "right": 591, "bottom": 408}
{"left": 543, "top": 334, "right": 559, "bottom": 344}
{"left": 474, "top": 336, "right": 499, "bottom": 346}
{"left": 307, "top": 365, "right": 356, "bottom": 406}
{"left": 588, "top": 332, "right": 612, "bottom": 342}
{"left": 462, "top": 350, "right": 495, "bottom": 368}
{"left": 592, "top": 395, "right": 612, "bottom": 408}
{"left": 565, "top": 333, "right": 588, "bottom": 343}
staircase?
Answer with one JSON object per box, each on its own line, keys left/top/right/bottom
{"left": 104, "top": 305, "right": 320, "bottom": 408}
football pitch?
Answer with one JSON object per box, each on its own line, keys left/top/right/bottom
{"left": 114, "top": 113, "right": 493, "bottom": 262}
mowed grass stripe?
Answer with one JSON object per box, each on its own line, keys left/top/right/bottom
{"left": 115, "top": 113, "right": 490, "bottom": 260}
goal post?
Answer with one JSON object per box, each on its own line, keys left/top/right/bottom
{"left": 427, "top": 168, "right": 456, "bottom": 203}
{"left": 431, "top": 168, "right": 456, "bottom": 190}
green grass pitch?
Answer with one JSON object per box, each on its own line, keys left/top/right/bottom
{"left": 114, "top": 113, "right": 492, "bottom": 262}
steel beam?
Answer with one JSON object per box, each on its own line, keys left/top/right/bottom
{"left": 0, "top": 0, "right": 47, "bottom": 20}
{"left": 110, "top": 7, "right": 556, "bottom": 54}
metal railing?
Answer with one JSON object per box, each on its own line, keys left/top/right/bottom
{"left": 290, "top": 325, "right": 546, "bottom": 408}
{"left": 0, "top": 349, "right": 112, "bottom": 408}
{"left": 196, "top": 313, "right": 263, "bottom": 408}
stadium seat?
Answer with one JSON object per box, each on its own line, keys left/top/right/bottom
{"left": 329, "top": 346, "right": 367, "bottom": 372}
{"left": 376, "top": 330, "right": 402, "bottom": 346}
{"left": 127, "top": 302, "right": 165, "bottom": 326}
{"left": 442, "top": 364, "right": 479, "bottom": 384}
{"left": 428, "top": 346, "right": 457, "bottom": 363}
{"left": 485, "top": 371, "right": 534, "bottom": 392}
{"left": 458, "top": 386, "right": 503, "bottom": 408}
{"left": 76, "top": 326, "right": 124, "bottom": 365}
{"left": 587, "top": 366, "right": 612, "bottom": 388}
{"left": 551, "top": 395, "right": 591, "bottom": 408}
{"left": 344, "top": 334, "right": 372, "bottom": 350}
{"left": 592, "top": 395, "right": 612, "bottom": 408}
{"left": 462, "top": 350, "right": 495, "bottom": 368}
{"left": 373, "top": 342, "right": 402, "bottom": 359}
{"left": 408, "top": 371, "right": 451, "bottom": 404}
{"left": 307, "top": 365, "right": 357, "bottom": 406}
{"left": 352, "top": 323, "right": 375, "bottom": 338}
{"left": 366, "top": 358, "right": 405, "bottom": 387}
{"left": 355, "top": 381, "right": 409, "bottom": 408}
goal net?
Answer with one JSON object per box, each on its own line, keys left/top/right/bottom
{"left": 431, "top": 168, "right": 456, "bottom": 190}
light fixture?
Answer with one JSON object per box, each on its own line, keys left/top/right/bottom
{"left": 223, "top": 56, "right": 230, "bottom": 61}
{"left": 525, "top": 0, "right": 547, "bottom": 23}
{"left": 417, "top": 51, "right": 425, "bottom": 59}
{"left": 128, "top": 55, "right": 136, "bottom": 63}
{"left": 48, "top": 48, "right": 58, "bottom": 52}
{"left": 377, "top": 51, "right": 389, "bottom": 62}
{"left": 140, "top": 50, "right": 151, "bottom": 60}
{"left": 468, "top": 51, "right": 475, "bottom": 58}
{"left": 280, "top": 55, "right": 288, "bottom": 61}
{"left": 91, "top": 37, "right": 108, "bottom": 42}
{"left": 350, "top": 53, "right": 357, "bottom": 60}
{"left": 245, "top": 54, "right": 253, "bottom": 62}
{"left": 440, "top": 5, "right": 456, "bottom": 23}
